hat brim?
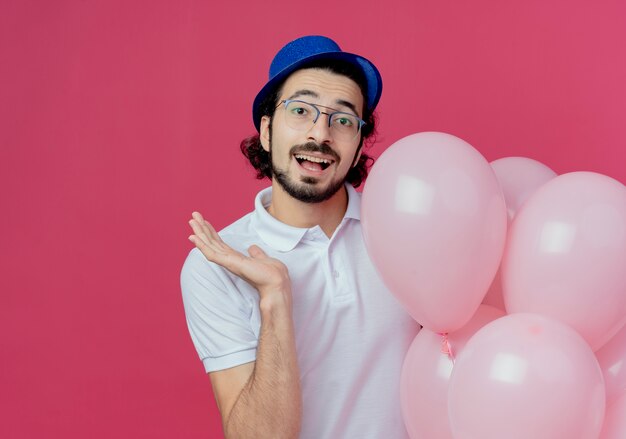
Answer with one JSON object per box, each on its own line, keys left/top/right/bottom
{"left": 252, "top": 51, "right": 382, "bottom": 132}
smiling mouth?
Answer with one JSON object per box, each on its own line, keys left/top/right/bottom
{"left": 294, "top": 153, "right": 333, "bottom": 170}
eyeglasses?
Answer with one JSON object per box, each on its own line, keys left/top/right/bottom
{"left": 277, "top": 99, "right": 366, "bottom": 141}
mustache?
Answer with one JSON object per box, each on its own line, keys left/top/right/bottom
{"left": 289, "top": 142, "right": 340, "bottom": 162}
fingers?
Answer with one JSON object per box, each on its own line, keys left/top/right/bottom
{"left": 188, "top": 229, "right": 221, "bottom": 259}
{"left": 187, "top": 215, "right": 287, "bottom": 288}
{"left": 188, "top": 212, "right": 224, "bottom": 257}
{"left": 188, "top": 217, "right": 210, "bottom": 246}
{"left": 203, "top": 218, "right": 224, "bottom": 246}
{"left": 191, "top": 212, "right": 226, "bottom": 247}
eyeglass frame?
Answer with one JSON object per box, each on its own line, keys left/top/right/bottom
{"left": 275, "top": 99, "right": 366, "bottom": 140}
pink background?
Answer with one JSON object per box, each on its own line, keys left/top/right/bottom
{"left": 1, "top": 1, "right": 625, "bottom": 437}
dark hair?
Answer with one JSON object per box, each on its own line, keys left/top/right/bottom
{"left": 240, "top": 60, "right": 378, "bottom": 188}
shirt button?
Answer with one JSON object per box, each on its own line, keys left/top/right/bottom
{"left": 333, "top": 270, "right": 340, "bottom": 278}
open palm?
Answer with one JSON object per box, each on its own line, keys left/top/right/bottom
{"left": 188, "top": 211, "right": 290, "bottom": 295}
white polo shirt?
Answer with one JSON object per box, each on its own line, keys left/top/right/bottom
{"left": 181, "top": 184, "right": 420, "bottom": 439}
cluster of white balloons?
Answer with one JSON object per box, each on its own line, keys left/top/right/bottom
{"left": 362, "top": 132, "right": 626, "bottom": 439}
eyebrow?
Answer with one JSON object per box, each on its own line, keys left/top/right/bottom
{"left": 286, "top": 89, "right": 360, "bottom": 116}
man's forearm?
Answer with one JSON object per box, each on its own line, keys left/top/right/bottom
{"left": 224, "top": 294, "right": 302, "bottom": 439}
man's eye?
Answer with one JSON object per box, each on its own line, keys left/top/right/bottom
{"left": 291, "top": 107, "right": 308, "bottom": 116}
{"left": 335, "top": 117, "right": 353, "bottom": 127}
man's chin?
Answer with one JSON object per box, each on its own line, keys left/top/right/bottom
{"left": 300, "top": 176, "right": 319, "bottom": 185}
{"left": 277, "top": 176, "right": 345, "bottom": 204}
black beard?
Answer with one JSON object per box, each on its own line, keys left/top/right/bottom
{"left": 270, "top": 141, "right": 346, "bottom": 204}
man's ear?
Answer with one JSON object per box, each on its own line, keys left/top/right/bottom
{"left": 260, "top": 116, "right": 271, "bottom": 152}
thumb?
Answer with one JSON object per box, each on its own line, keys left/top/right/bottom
{"left": 248, "top": 245, "right": 268, "bottom": 259}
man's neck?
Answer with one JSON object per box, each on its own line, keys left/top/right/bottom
{"left": 267, "top": 181, "right": 349, "bottom": 239}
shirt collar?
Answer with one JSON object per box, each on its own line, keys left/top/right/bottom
{"left": 344, "top": 183, "right": 361, "bottom": 221}
{"left": 251, "top": 183, "right": 361, "bottom": 252}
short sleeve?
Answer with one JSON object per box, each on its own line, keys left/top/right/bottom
{"left": 180, "top": 248, "right": 258, "bottom": 372}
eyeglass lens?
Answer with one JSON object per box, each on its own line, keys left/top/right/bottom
{"left": 283, "top": 100, "right": 361, "bottom": 140}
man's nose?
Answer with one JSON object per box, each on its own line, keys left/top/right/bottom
{"left": 307, "top": 112, "right": 333, "bottom": 144}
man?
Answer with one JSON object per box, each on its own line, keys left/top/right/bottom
{"left": 181, "top": 36, "right": 420, "bottom": 439}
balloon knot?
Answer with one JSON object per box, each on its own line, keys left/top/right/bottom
{"left": 438, "top": 332, "right": 455, "bottom": 364}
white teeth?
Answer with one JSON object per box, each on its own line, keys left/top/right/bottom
{"left": 294, "top": 154, "right": 332, "bottom": 164}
